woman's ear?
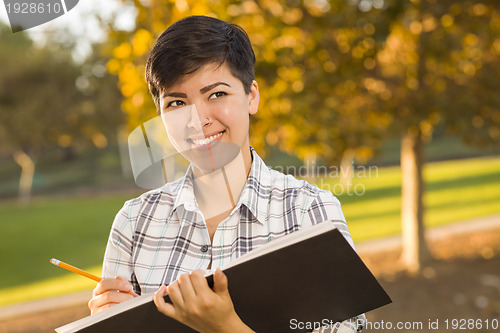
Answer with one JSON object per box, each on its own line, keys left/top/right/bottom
{"left": 248, "top": 80, "right": 260, "bottom": 115}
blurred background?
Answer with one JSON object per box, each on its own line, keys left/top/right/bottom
{"left": 1, "top": 0, "right": 499, "bottom": 332}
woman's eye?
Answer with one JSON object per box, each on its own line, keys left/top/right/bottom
{"left": 209, "top": 91, "right": 227, "bottom": 100}
{"left": 167, "top": 100, "right": 185, "bottom": 108}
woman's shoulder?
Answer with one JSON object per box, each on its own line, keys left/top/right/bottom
{"left": 266, "top": 167, "right": 334, "bottom": 198}
{"left": 121, "top": 176, "right": 186, "bottom": 211}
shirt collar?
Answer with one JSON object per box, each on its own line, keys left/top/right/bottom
{"left": 170, "top": 164, "right": 197, "bottom": 214}
{"left": 171, "top": 146, "right": 270, "bottom": 225}
{"left": 235, "top": 146, "right": 270, "bottom": 225}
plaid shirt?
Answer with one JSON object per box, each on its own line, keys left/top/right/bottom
{"left": 102, "top": 147, "right": 364, "bottom": 332}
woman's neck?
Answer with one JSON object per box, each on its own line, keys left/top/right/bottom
{"left": 192, "top": 148, "right": 251, "bottom": 220}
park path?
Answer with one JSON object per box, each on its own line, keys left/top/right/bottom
{"left": 355, "top": 213, "right": 500, "bottom": 255}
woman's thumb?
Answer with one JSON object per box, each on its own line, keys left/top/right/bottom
{"left": 213, "top": 268, "right": 229, "bottom": 295}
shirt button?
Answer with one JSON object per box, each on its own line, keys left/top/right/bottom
{"left": 200, "top": 245, "right": 209, "bottom": 253}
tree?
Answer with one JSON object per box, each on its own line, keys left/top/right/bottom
{"left": 0, "top": 24, "right": 124, "bottom": 203}
{"left": 373, "top": 0, "right": 500, "bottom": 273}
{"left": 0, "top": 25, "right": 81, "bottom": 203}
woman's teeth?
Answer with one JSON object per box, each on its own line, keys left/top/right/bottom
{"left": 192, "top": 132, "right": 223, "bottom": 145}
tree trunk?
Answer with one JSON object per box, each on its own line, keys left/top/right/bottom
{"left": 13, "top": 150, "right": 36, "bottom": 205}
{"left": 400, "top": 127, "right": 430, "bottom": 274}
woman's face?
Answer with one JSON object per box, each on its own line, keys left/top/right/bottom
{"left": 159, "top": 62, "right": 259, "bottom": 173}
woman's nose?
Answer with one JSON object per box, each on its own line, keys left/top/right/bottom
{"left": 187, "top": 105, "right": 202, "bottom": 130}
{"left": 187, "top": 104, "right": 211, "bottom": 130}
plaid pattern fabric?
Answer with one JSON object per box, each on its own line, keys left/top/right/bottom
{"left": 102, "top": 147, "right": 365, "bottom": 332}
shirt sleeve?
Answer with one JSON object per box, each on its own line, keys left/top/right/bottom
{"left": 302, "top": 188, "right": 366, "bottom": 332}
{"left": 302, "top": 189, "right": 355, "bottom": 249}
{"left": 102, "top": 198, "right": 141, "bottom": 294}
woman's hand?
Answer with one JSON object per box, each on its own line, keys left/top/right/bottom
{"left": 154, "top": 268, "right": 254, "bottom": 333}
{"left": 88, "top": 276, "right": 139, "bottom": 315}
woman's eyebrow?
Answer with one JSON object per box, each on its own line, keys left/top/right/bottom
{"left": 200, "top": 82, "right": 231, "bottom": 94}
{"left": 161, "top": 82, "right": 231, "bottom": 98}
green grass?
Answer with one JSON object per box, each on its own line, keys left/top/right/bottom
{"left": 1, "top": 156, "right": 500, "bottom": 307}
{"left": 0, "top": 194, "right": 136, "bottom": 306}
{"left": 313, "top": 156, "right": 500, "bottom": 242}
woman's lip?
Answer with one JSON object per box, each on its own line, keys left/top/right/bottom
{"left": 187, "top": 130, "right": 225, "bottom": 143}
{"left": 189, "top": 131, "right": 225, "bottom": 150}
{"left": 203, "top": 130, "right": 225, "bottom": 138}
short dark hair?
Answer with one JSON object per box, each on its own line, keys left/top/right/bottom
{"left": 145, "top": 16, "right": 256, "bottom": 113}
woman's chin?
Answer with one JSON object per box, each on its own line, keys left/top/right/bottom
{"left": 185, "top": 142, "right": 240, "bottom": 173}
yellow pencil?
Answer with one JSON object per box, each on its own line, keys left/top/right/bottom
{"left": 50, "top": 258, "right": 102, "bottom": 282}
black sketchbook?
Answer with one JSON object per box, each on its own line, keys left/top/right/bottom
{"left": 56, "top": 222, "right": 391, "bottom": 333}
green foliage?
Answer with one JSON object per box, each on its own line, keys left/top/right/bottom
{"left": 0, "top": 28, "right": 79, "bottom": 156}
{"left": 0, "top": 25, "right": 124, "bottom": 156}
{"left": 0, "top": 22, "right": 125, "bottom": 201}
{"left": 373, "top": 1, "right": 500, "bottom": 145}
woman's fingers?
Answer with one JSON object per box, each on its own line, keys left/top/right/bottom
{"left": 89, "top": 277, "right": 137, "bottom": 315}
{"left": 178, "top": 272, "right": 197, "bottom": 302}
{"left": 89, "top": 289, "right": 136, "bottom": 314}
{"left": 92, "top": 277, "right": 133, "bottom": 296}
{"left": 188, "top": 270, "right": 211, "bottom": 298}
{"left": 166, "top": 280, "right": 185, "bottom": 307}
{"left": 154, "top": 285, "right": 176, "bottom": 318}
